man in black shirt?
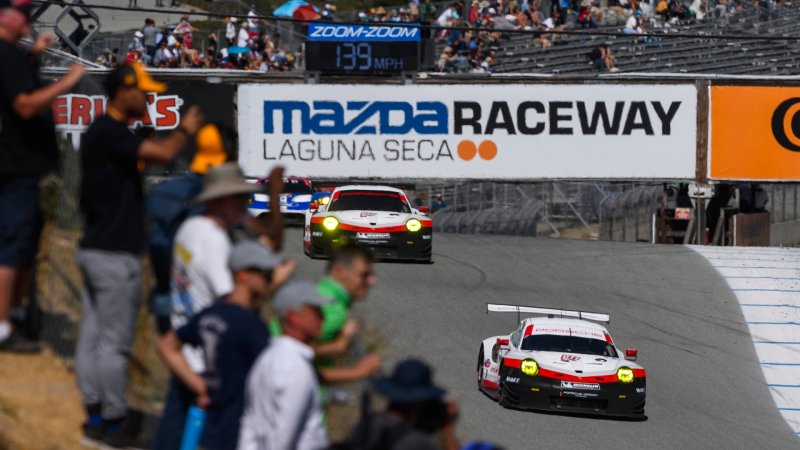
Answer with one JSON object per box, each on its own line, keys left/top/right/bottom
{"left": 157, "top": 240, "right": 293, "bottom": 450}
{"left": 76, "top": 61, "right": 202, "bottom": 448}
{"left": 0, "top": 0, "right": 85, "bottom": 353}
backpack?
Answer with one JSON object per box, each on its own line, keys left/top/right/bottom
{"left": 145, "top": 173, "right": 205, "bottom": 296}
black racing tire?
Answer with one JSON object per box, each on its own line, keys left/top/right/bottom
{"left": 497, "top": 366, "right": 510, "bottom": 408}
{"left": 477, "top": 348, "right": 485, "bottom": 390}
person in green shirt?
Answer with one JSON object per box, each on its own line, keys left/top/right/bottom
{"left": 271, "top": 243, "right": 382, "bottom": 383}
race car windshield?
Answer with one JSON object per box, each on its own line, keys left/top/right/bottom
{"left": 521, "top": 334, "right": 618, "bottom": 358}
{"left": 328, "top": 191, "right": 411, "bottom": 213}
{"left": 261, "top": 180, "right": 312, "bottom": 195}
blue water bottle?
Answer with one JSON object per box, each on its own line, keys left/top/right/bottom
{"left": 179, "top": 405, "right": 206, "bottom": 450}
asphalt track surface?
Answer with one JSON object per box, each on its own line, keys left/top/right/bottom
{"left": 284, "top": 229, "right": 798, "bottom": 449}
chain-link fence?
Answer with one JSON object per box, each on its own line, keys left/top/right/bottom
{"left": 766, "top": 183, "right": 800, "bottom": 225}
{"left": 419, "top": 181, "right": 664, "bottom": 242}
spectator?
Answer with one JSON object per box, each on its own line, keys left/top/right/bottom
{"left": 237, "top": 22, "right": 250, "bottom": 48}
{"left": 344, "top": 359, "right": 460, "bottom": 450}
{"left": 667, "top": 0, "right": 691, "bottom": 20}
{"left": 238, "top": 281, "right": 331, "bottom": 450}
{"left": 174, "top": 14, "right": 194, "bottom": 49}
{"left": 588, "top": 44, "right": 618, "bottom": 72}
{"left": 577, "top": 1, "right": 596, "bottom": 27}
{"left": 247, "top": 4, "right": 261, "bottom": 33}
{"left": 142, "top": 18, "right": 159, "bottom": 65}
{"left": 129, "top": 30, "right": 144, "bottom": 55}
{"left": 437, "top": 4, "right": 458, "bottom": 27}
{"left": 158, "top": 241, "right": 290, "bottom": 450}
{"left": 656, "top": 0, "right": 669, "bottom": 17}
{"left": 145, "top": 126, "right": 225, "bottom": 331}
{"left": 420, "top": 0, "right": 437, "bottom": 38}
{"left": 207, "top": 32, "right": 218, "bottom": 57}
{"left": 0, "top": 0, "right": 85, "bottom": 352}
{"left": 225, "top": 17, "right": 237, "bottom": 46}
{"left": 76, "top": 63, "right": 202, "bottom": 447}
{"left": 431, "top": 193, "right": 447, "bottom": 212}
{"left": 714, "top": 0, "right": 731, "bottom": 17}
{"left": 269, "top": 243, "right": 381, "bottom": 383}
{"left": 623, "top": 11, "right": 645, "bottom": 34}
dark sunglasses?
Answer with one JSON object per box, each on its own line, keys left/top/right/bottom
{"left": 246, "top": 268, "right": 273, "bottom": 282}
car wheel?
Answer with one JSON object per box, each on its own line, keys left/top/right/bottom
{"left": 477, "top": 348, "right": 485, "bottom": 390}
{"left": 498, "top": 381, "right": 507, "bottom": 407}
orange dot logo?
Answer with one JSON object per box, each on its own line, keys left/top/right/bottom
{"left": 457, "top": 140, "right": 498, "bottom": 161}
{"left": 478, "top": 140, "right": 497, "bottom": 160}
{"left": 457, "top": 140, "right": 477, "bottom": 161}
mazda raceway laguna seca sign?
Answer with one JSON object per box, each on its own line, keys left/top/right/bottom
{"left": 237, "top": 84, "right": 698, "bottom": 180}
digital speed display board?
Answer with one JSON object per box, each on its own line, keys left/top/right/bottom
{"left": 305, "top": 23, "right": 420, "bottom": 74}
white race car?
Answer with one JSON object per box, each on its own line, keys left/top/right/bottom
{"left": 478, "top": 304, "right": 646, "bottom": 418}
{"left": 303, "top": 185, "right": 432, "bottom": 262}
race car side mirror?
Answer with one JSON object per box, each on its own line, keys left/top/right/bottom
{"left": 625, "top": 349, "right": 638, "bottom": 361}
{"left": 496, "top": 338, "right": 509, "bottom": 347}
{"left": 419, "top": 206, "right": 430, "bottom": 214}
{"left": 309, "top": 203, "right": 319, "bottom": 211}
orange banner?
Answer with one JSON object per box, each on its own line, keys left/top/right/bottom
{"left": 710, "top": 86, "right": 800, "bottom": 181}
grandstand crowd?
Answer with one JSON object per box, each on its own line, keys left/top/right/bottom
{"left": 102, "top": 0, "right": 768, "bottom": 74}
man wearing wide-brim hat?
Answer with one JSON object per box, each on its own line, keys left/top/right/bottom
{"left": 345, "top": 359, "right": 461, "bottom": 450}
{"left": 152, "top": 162, "right": 290, "bottom": 449}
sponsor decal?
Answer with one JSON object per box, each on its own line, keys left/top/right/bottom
{"left": 53, "top": 94, "right": 182, "bottom": 148}
{"left": 422, "top": 235, "right": 431, "bottom": 240}
{"left": 506, "top": 377, "right": 520, "bottom": 383}
{"left": 238, "top": 84, "right": 697, "bottom": 179}
{"left": 484, "top": 359, "right": 491, "bottom": 368}
{"left": 307, "top": 23, "right": 420, "bottom": 42}
{"left": 561, "top": 354, "right": 581, "bottom": 362}
{"left": 312, "top": 231, "right": 323, "bottom": 237}
{"left": 636, "top": 387, "right": 646, "bottom": 394}
{"left": 356, "top": 232, "right": 391, "bottom": 239}
{"left": 360, "top": 211, "right": 378, "bottom": 217}
{"left": 563, "top": 391, "right": 599, "bottom": 399}
{"left": 561, "top": 381, "right": 600, "bottom": 391}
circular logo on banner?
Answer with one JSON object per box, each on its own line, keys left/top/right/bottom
{"left": 771, "top": 98, "right": 800, "bottom": 152}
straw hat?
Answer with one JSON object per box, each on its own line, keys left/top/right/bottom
{"left": 195, "top": 163, "right": 262, "bottom": 203}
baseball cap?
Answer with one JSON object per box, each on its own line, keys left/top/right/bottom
{"left": 229, "top": 240, "right": 284, "bottom": 273}
{"left": 0, "top": 0, "right": 33, "bottom": 22}
{"left": 273, "top": 280, "right": 330, "bottom": 315}
{"left": 191, "top": 124, "right": 227, "bottom": 174}
{"left": 105, "top": 61, "right": 166, "bottom": 95}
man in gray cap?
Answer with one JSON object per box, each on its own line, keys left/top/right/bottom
{"left": 157, "top": 241, "right": 294, "bottom": 450}
{"left": 238, "top": 280, "right": 330, "bottom": 450}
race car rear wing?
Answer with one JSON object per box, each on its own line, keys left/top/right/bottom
{"left": 486, "top": 303, "right": 611, "bottom": 324}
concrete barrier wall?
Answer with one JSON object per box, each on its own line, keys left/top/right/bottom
{"left": 771, "top": 218, "right": 800, "bottom": 247}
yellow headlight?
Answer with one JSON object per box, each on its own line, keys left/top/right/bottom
{"left": 617, "top": 367, "right": 635, "bottom": 384}
{"left": 322, "top": 217, "right": 339, "bottom": 231}
{"left": 319, "top": 196, "right": 330, "bottom": 205}
{"left": 406, "top": 219, "right": 422, "bottom": 232}
{"left": 520, "top": 359, "right": 539, "bottom": 376}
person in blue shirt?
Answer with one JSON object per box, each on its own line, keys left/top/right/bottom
{"left": 157, "top": 240, "right": 294, "bottom": 450}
